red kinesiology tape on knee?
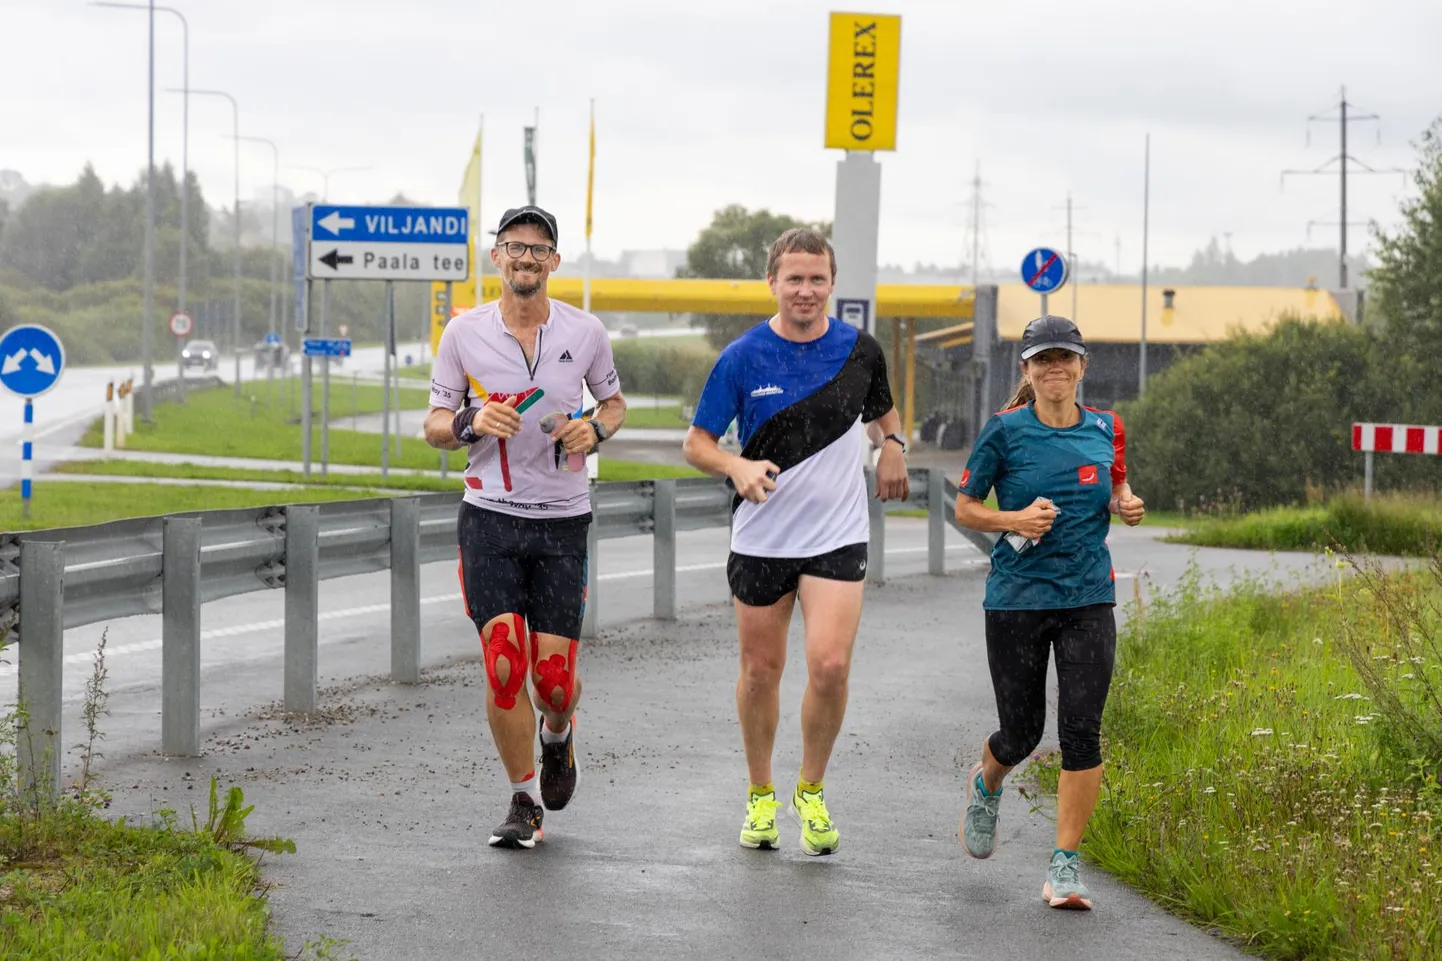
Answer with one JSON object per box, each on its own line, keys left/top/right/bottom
{"left": 483, "top": 614, "right": 528, "bottom": 710}
{"left": 530, "top": 633, "right": 579, "bottom": 714}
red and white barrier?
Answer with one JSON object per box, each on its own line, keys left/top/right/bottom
{"left": 1352, "top": 423, "right": 1442, "bottom": 455}
{"left": 1351, "top": 422, "right": 1442, "bottom": 500}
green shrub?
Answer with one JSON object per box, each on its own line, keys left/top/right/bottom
{"left": 1119, "top": 316, "right": 1442, "bottom": 513}
{"left": 611, "top": 338, "right": 717, "bottom": 403}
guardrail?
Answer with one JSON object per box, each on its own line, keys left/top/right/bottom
{"left": 1, "top": 468, "right": 994, "bottom": 795}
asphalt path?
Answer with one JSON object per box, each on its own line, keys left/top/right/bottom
{"left": 5, "top": 518, "right": 1350, "bottom": 961}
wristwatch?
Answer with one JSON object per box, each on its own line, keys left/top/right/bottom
{"left": 883, "top": 433, "right": 908, "bottom": 454}
{"left": 590, "top": 421, "right": 611, "bottom": 445}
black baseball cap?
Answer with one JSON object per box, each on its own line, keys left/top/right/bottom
{"left": 1020, "top": 315, "right": 1087, "bottom": 360}
{"left": 494, "top": 205, "right": 558, "bottom": 244}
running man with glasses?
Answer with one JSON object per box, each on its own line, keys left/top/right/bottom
{"left": 424, "top": 205, "right": 628, "bottom": 850}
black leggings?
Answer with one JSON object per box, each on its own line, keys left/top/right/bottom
{"left": 984, "top": 604, "right": 1116, "bottom": 772}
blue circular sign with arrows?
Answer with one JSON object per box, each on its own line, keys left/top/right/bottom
{"left": 0, "top": 324, "right": 66, "bottom": 398}
{"left": 1021, "top": 247, "right": 1069, "bottom": 294}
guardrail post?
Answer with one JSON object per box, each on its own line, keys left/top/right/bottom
{"left": 162, "top": 517, "right": 203, "bottom": 756}
{"left": 17, "top": 541, "right": 63, "bottom": 799}
{"left": 928, "top": 469, "right": 947, "bottom": 576}
{"left": 581, "top": 485, "right": 600, "bottom": 639}
{"left": 653, "top": 479, "right": 677, "bottom": 620}
{"left": 284, "top": 505, "right": 320, "bottom": 712}
{"left": 390, "top": 497, "right": 421, "bottom": 684}
{"left": 867, "top": 468, "right": 885, "bottom": 585}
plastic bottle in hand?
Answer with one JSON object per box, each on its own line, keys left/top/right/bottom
{"left": 1004, "top": 497, "right": 1058, "bottom": 553}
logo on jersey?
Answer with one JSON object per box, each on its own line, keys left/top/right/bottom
{"left": 558, "top": 350, "right": 574, "bottom": 363}
{"left": 1078, "top": 465, "right": 1100, "bottom": 485}
{"left": 1095, "top": 416, "right": 1112, "bottom": 435}
{"left": 960, "top": 468, "right": 971, "bottom": 487}
{"left": 750, "top": 384, "right": 784, "bottom": 398}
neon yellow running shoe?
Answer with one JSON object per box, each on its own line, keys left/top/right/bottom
{"left": 790, "top": 785, "right": 840, "bottom": 856}
{"left": 740, "top": 790, "right": 781, "bottom": 849}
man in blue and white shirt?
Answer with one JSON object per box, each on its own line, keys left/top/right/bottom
{"left": 683, "top": 227, "right": 910, "bottom": 857}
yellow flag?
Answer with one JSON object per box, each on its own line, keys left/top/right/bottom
{"left": 585, "top": 101, "right": 595, "bottom": 240}
{"left": 459, "top": 121, "right": 482, "bottom": 238}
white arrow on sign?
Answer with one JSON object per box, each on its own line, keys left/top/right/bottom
{"left": 318, "top": 211, "right": 356, "bottom": 235}
{"left": 2, "top": 348, "right": 25, "bottom": 375}
{"left": 29, "top": 349, "right": 56, "bottom": 375}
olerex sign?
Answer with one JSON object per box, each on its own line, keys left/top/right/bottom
{"left": 823, "top": 12, "right": 902, "bottom": 152}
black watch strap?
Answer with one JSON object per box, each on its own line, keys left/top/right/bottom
{"left": 884, "top": 433, "right": 908, "bottom": 453}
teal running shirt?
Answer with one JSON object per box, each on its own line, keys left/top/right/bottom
{"left": 958, "top": 402, "right": 1127, "bottom": 611}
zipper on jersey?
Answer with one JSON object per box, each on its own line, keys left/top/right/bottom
{"left": 505, "top": 325, "right": 543, "bottom": 381}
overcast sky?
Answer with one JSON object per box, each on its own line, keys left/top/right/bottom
{"left": 5, "top": 0, "right": 1439, "bottom": 276}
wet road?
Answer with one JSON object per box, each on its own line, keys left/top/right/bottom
{"left": 28, "top": 520, "right": 1344, "bottom": 961}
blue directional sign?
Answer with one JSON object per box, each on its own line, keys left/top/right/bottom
{"left": 303, "top": 337, "right": 352, "bottom": 358}
{"left": 0, "top": 324, "right": 66, "bottom": 398}
{"left": 308, "top": 204, "right": 470, "bottom": 283}
{"left": 1021, "top": 247, "right": 1068, "bottom": 294}
{"left": 264, "top": 331, "right": 281, "bottom": 346}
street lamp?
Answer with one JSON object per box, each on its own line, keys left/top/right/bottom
{"left": 172, "top": 86, "right": 242, "bottom": 395}
{"left": 290, "top": 165, "right": 370, "bottom": 202}
{"left": 91, "top": 3, "right": 190, "bottom": 316}
{"left": 229, "top": 135, "right": 279, "bottom": 349}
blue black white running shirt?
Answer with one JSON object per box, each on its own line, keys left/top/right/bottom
{"left": 959, "top": 401, "right": 1127, "bottom": 611}
{"left": 692, "top": 318, "right": 893, "bottom": 558}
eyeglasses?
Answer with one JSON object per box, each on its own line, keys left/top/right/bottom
{"left": 497, "top": 241, "right": 556, "bottom": 260}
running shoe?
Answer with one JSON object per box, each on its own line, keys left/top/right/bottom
{"left": 539, "top": 719, "right": 578, "bottom": 811}
{"left": 960, "top": 761, "right": 1002, "bottom": 859}
{"left": 739, "top": 790, "right": 781, "bottom": 850}
{"left": 790, "top": 784, "right": 840, "bottom": 856}
{"left": 1043, "top": 849, "right": 1094, "bottom": 909}
{"left": 488, "top": 792, "right": 544, "bottom": 849}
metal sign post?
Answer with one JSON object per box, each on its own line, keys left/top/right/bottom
{"left": 169, "top": 310, "right": 192, "bottom": 403}
{"left": 320, "top": 280, "right": 331, "bottom": 476}
{"left": 0, "top": 324, "right": 66, "bottom": 519}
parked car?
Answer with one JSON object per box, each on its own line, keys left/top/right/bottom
{"left": 180, "top": 339, "right": 219, "bottom": 371}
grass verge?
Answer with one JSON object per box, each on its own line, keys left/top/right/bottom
{"left": 0, "top": 631, "right": 342, "bottom": 960}
{"left": 0, "top": 481, "right": 392, "bottom": 531}
{"left": 10, "top": 458, "right": 703, "bottom": 529}
{"left": 1168, "top": 494, "right": 1442, "bottom": 556}
{"left": 1054, "top": 560, "right": 1442, "bottom": 959}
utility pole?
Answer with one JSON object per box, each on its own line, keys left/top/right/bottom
{"left": 962, "top": 161, "right": 994, "bottom": 287}
{"left": 141, "top": 0, "right": 155, "bottom": 422}
{"left": 1282, "top": 86, "right": 1407, "bottom": 290}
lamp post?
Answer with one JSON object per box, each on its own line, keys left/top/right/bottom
{"left": 93, "top": 3, "right": 189, "bottom": 313}
{"left": 230, "top": 136, "right": 279, "bottom": 352}
{"left": 175, "top": 86, "right": 241, "bottom": 394}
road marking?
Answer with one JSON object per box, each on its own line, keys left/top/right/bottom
{"left": 0, "top": 545, "right": 990, "bottom": 677}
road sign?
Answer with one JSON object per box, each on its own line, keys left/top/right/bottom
{"left": 0, "top": 324, "right": 65, "bottom": 398}
{"left": 307, "top": 204, "right": 470, "bottom": 282}
{"left": 169, "top": 311, "right": 193, "bottom": 337}
{"left": 1021, "top": 247, "right": 1068, "bottom": 294}
{"left": 303, "top": 337, "right": 352, "bottom": 358}
{"left": 837, "top": 298, "right": 871, "bottom": 331}
{"left": 264, "top": 331, "right": 281, "bottom": 346}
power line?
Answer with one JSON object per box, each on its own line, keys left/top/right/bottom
{"left": 961, "top": 160, "right": 996, "bottom": 287}
{"left": 1281, "top": 86, "right": 1408, "bottom": 289}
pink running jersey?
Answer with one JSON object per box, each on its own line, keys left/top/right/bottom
{"left": 429, "top": 300, "right": 621, "bottom": 518}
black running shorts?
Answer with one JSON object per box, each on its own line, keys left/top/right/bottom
{"left": 726, "top": 542, "right": 868, "bottom": 608}
{"left": 457, "top": 502, "right": 590, "bottom": 639}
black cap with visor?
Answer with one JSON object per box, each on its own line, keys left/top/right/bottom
{"left": 1020, "top": 315, "right": 1087, "bottom": 360}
